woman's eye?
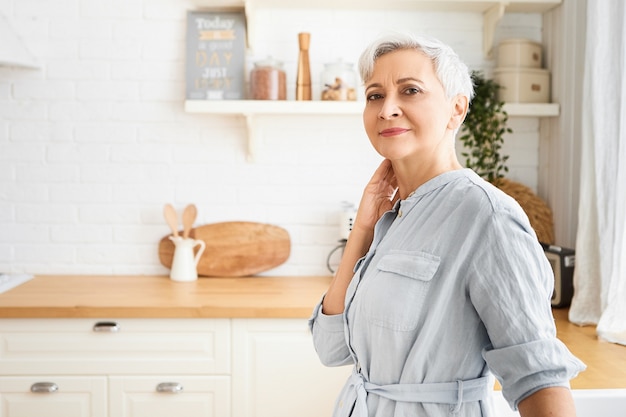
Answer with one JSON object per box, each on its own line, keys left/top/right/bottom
{"left": 403, "top": 87, "right": 421, "bottom": 95}
{"left": 366, "top": 93, "right": 383, "bottom": 101}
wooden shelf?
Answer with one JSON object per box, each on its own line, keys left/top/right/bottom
{"left": 185, "top": 100, "right": 559, "bottom": 161}
{"left": 195, "top": 0, "right": 562, "bottom": 57}
{"left": 504, "top": 102, "right": 560, "bottom": 117}
{"left": 201, "top": 0, "right": 561, "bottom": 13}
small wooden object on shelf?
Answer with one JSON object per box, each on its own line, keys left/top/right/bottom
{"left": 296, "top": 32, "right": 312, "bottom": 100}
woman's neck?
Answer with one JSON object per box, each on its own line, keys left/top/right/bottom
{"left": 392, "top": 154, "right": 463, "bottom": 199}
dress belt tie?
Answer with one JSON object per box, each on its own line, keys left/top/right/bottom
{"left": 346, "top": 370, "right": 491, "bottom": 416}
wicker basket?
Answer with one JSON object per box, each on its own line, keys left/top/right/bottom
{"left": 494, "top": 178, "right": 555, "bottom": 244}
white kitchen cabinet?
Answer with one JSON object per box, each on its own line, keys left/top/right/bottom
{"left": 0, "top": 318, "right": 230, "bottom": 375}
{"left": 0, "top": 318, "right": 231, "bottom": 417}
{"left": 231, "top": 319, "right": 351, "bottom": 417}
{"left": 0, "top": 317, "right": 349, "bottom": 417}
{"left": 0, "top": 376, "right": 107, "bottom": 417}
{"left": 109, "top": 376, "right": 230, "bottom": 417}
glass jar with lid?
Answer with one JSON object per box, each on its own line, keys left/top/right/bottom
{"left": 249, "top": 57, "right": 286, "bottom": 100}
{"left": 321, "top": 60, "right": 357, "bottom": 101}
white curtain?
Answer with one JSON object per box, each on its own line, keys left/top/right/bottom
{"left": 569, "top": 0, "right": 626, "bottom": 345}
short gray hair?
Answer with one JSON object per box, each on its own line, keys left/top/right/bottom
{"left": 358, "top": 32, "right": 474, "bottom": 102}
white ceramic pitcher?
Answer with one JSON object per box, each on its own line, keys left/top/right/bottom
{"left": 168, "top": 236, "right": 206, "bottom": 282}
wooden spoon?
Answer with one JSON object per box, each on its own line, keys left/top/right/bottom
{"left": 163, "top": 204, "right": 179, "bottom": 237}
{"left": 182, "top": 204, "right": 197, "bottom": 239}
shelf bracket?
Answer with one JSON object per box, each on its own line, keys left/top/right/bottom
{"left": 244, "top": 0, "right": 256, "bottom": 53}
{"left": 244, "top": 113, "right": 257, "bottom": 162}
{"left": 483, "top": 2, "right": 507, "bottom": 59}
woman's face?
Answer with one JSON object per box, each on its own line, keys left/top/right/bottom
{"left": 363, "top": 49, "right": 462, "bottom": 162}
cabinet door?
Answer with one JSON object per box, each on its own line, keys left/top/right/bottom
{"left": 109, "top": 376, "right": 230, "bottom": 417}
{"left": 0, "top": 318, "right": 230, "bottom": 375}
{"left": 232, "top": 319, "right": 352, "bottom": 417}
{"left": 0, "top": 376, "right": 107, "bottom": 417}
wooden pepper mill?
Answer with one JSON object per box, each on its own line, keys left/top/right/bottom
{"left": 296, "top": 32, "right": 312, "bottom": 100}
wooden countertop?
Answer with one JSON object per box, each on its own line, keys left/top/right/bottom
{"left": 0, "top": 275, "right": 624, "bottom": 389}
{"left": 0, "top": 275, "right": 331, "bottom": 319}
{"left": 552, "top": 308, "right": 626, "bottom": 390}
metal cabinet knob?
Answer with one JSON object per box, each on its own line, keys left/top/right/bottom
{"left": 92, "top": 321, "right": 119, "bottom": 332}
{"left": 30, "top": 382, "right": 59, "bottom": 393}
{"left": 156, "top": 382, "right": 183, "bottom": 393}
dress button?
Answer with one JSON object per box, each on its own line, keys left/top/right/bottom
{"left": 398, "top": 210, "right": 403, "bottom": 217}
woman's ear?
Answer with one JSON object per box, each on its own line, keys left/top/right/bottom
{"left": 448, "top": 94, "right": 469, "bottom": 131}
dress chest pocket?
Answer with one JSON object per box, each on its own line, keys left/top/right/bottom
{"left": 363, "top": 251, "right": 440, "bottom": 331}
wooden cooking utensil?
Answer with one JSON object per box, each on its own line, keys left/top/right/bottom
{"left": 182, "top": 204, "right": 197, "bottom": 239}
{"left": 158, "top": 221, "right": 290, "bottom": 277}
{"left": 163, "top": 204, "right": 179, "bottom": 237}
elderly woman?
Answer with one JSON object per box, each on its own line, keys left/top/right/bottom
{"left": 308, "top": 33, "right": 585, "bottom": 417}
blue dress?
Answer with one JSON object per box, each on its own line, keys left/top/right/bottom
{"left": 309, "top": 169, "right": 585, "bottom": 417}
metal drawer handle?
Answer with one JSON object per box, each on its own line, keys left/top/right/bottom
{"left": 92, "top": 321, "right": 119, "bottom": 332}
{"left": 31, "top": 382, "right": 59, "bottom": 393}
{"left": 156, "top": 382, "right": 183, "bottom": 393}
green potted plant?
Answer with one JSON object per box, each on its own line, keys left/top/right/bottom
{"left": 459, "top": 71, "right": 512, "bottom": 185}
{"left": 458, "top": 71, "right": 555, "bottom": 244}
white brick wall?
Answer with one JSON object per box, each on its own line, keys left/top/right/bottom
{"left": 0, "top": 0, "right": 543, "bottom": 276}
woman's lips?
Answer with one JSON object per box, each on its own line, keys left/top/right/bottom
{"left": 379, "top": 127, "right": 409, "bottom": 137}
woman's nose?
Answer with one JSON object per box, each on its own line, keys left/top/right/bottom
{"left": 378, "top": 99, "right": 401, "bottom": 120}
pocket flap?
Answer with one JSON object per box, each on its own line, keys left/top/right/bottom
{"left": 377, "top": 251, "right": 440, "bottom": 281}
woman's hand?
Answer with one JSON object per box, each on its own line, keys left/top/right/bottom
{"left": 353, "top": 159, "right": 399, "bottom": 232}
{"left": 321, "top": 159, "right": 398, "bottom": 315}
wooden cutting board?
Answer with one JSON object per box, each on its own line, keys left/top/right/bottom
{"left": 158, "top": 222, "right": 290, "bottom": 277}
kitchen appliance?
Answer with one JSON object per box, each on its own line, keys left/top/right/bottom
{"left": 542, "top": 243, "right": 575, "bottom": 308}
{"left": 339, "top": 202, "right": 357, "bottom": 241}
{"left": 327, "top": 203, "right": 356, "bottom": 273}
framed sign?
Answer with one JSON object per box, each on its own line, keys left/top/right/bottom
{"left": 186, "top": 10, "right": 247, "bottom": 100}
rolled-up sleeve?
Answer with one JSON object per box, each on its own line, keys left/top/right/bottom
{"left": 483, "top": 338, "right": 585, "bottom": 409}
{"left": 308, "top": 297, "right": 353, "bottom": 367}
{"left": 470, "top": 208, "right": 586, "bottom": 409}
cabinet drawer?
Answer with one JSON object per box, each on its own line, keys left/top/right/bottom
{"left": 109, "top": 376, "right": 230, "bottom": 417}
{"left": 0, "top": 376, "right": 107, "bottom": 417}
{"left": 0, "top": 319, "right": 230, "bottom": 375}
